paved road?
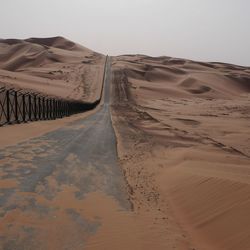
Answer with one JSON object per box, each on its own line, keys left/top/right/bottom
{"left": 0, "top": 57, "right": 129, "bottom": 249}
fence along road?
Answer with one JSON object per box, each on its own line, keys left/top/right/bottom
{"left": 0, "top": 56, "right": 130, "bottom": 249}
{"left": 0, "top": 57, "right": 107, "bottom": 126}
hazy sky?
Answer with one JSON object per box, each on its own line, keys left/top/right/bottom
{"left": 0, "top": 0, "right": 250, "bottom": 65}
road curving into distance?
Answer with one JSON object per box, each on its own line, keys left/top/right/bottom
{"left": 0, "top": 56, "right": 130, "bottom": 249}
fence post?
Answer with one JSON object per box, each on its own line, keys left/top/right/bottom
{"left": 38, "top": 96, "right": 41, "bottom": 120}
{"left": 45, "top": 98, "right": 47, "bottom": 120}
{"left": 61, "top": 101, "right": 63, "bottom": 117}
{"left": 62, "top": 102, "right": 65, "bottom": 117}
{"left": 51, "top": 99, "right": 54, "bottom": 119}
{"left": 58, "top": 100, "right": 61, "bottom": 118}
{"left": 66, "top": 103, "right": 68, "bottom": 116}
{"left": 34, "top": 95, "right": 37, "bottom": 120}
{"left": 69, "top": 103, "right": 72, "bottom": 115}
{"left": 59, "top": 101, "right": 61, "bottom": 118}
{"left": 22, "top": 94, "right": 26, "bottom": 122}
{"left": 50, "top": 99, "right": 52, "bottom": 119}
{"left": 48, "top": 99, "right": 50, "bottom": 119}
{"left": 42, "top": 97, "right": 45, "bottom": 120}
{"left": 49, "top": 99, "right": 52, "bottom": 120}
{"left": 6, "top": 90, "right": 10, "bottom": 124}
{"left": 56, "top": 100, "right": 59, "bottom": 118}
{"left": 48, "top": 99, "right": 50, "bottom": 120}
{"left": 28, "top": 94, "right": 32, "bottom": 121}
{"left": 14, "top": 91, "right": 18, "bottom": 123}
{"left": 46, "top": 99, "right": 49, "bottom": 120}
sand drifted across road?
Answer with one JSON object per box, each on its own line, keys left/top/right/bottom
{"left": 111, "top": 55, "right": 250, "bottom": 250}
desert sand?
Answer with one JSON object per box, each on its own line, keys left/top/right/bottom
{"left": 0, "top": 37, "right": 105, "bottom": 103}
{"left": 111, "top": 55, "right": 250, "bottom": 249}
{"left": 1, "top": 37, "right": 250, "bottom": 249}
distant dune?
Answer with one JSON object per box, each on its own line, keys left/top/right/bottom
{"left": 0, "top": 36, "right": 105, "bottom": 103}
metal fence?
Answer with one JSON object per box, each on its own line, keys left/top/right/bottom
{"left": 0, "top": 87, "right": 99, "bottom": 126}
{"left": 0, "top": 56, "right": 107, "bottom": 127}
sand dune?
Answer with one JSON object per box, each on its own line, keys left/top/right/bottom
{"left": 0, "top": 37, "right": 105, "bottom": 102}
{"left": 114, "top": 55, "right": 250, "bottom": 99}
{"left": 112, "top": 55, "right": 250, "bottom": 249}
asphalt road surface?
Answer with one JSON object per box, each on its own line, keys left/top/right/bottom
{"left": 0, "top": 57, "right": 129, "bottom": 249}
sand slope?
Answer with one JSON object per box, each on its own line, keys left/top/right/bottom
{"left": 112, "top": 55, "right": 250, "bottom": 249}
{"left": 0, "top": 36, "right": 105, "bottom": 102}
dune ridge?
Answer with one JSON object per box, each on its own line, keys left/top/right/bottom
{"left": 25, "top": 36, "right": 80, "bottom": 50}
